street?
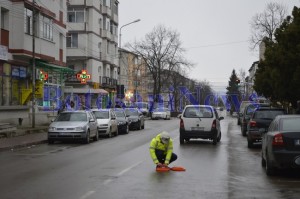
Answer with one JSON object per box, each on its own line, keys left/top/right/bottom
{"left": 1, "top": 114, "right": 300, "bottom": 199}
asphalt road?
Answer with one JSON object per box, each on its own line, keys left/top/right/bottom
{"left": 0, "top": 115, "right": 300, "bottom": 199}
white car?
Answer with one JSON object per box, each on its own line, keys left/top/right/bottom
{"left": 179, "top": 105, "right": 224, "bottom": 145}
{"left": 151, "top": 107, "right": 171, "bottom": 120}
{"left": 92, "top": 109, "right": 118, "bottom": 138}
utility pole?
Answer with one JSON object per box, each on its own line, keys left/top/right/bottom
{"left": 32, "top": 0, "right": 36, "bottom": 128}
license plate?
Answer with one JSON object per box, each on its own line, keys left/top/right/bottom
{"left": 191, "top": 127, "right": 204, "bottom": 131}
{"left": 295, "top": 140, "right": 300, "bottom": 146}
{"left": 59, "top": 132, "right": 68, "bottom": 135}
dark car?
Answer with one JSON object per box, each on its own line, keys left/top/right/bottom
{"left": 241, "top": 103, "right": 270, "bottom": 136}
{"left": 261, "top": 115, "right": 300, "bottom": 176}
{"left": 237, "top": 101, "right": 252, "bottom": 125}
{"left": 247, "top": 107, "right": 286, "bottom": 148}
{"left": 114, "top": 108, "right": 130, "bottom": 134}
{"left": 125, "top": 108, "right": 145, "bottom": 130}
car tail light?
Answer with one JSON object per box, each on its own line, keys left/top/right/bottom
{"left": 272, "top": 133, "right": 284, "bottom": 147}
{"left": 211, "top": 119, "right": 216, "bottom": 129}
{"left": 180, "top": 118, "right": 184, "bottom": 128}
{"left": 249, "top": 120, "right": 256, "bottom": 127}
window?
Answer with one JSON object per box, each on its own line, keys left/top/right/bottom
{"left": 67, "top": 33, "right": 78, "bottom": 48}
{"left": 41, "top": 16, "right": 53, "bottom": 41}
{"left": 24, "top": 8, "right": 33, "bottom": 35}
{"left": 67, "top": 8, "right": 84, "bottom": 23}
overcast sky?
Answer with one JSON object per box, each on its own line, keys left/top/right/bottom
{"left": 118, "top": 0, "right": 299, "bottom": 93}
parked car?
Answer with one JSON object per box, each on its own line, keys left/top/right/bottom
{"left": 134, "top": 102, "right": 149, "bottom": 117}
{"left": 114, "top": 108, "right": 130, "bottom": 134}
{"left": 237, "top": 101, "right": 252, "bottom": 125}
{"left": 92, "top": 109, "right": 118, "bottom": 138}
{"left": 48, "top": 110, "right": 98, "bottom": 144}
{"left": 125, "top": 108, "right": 145, "bottom": 130}
{"left": 151, "top": 107, "right": 171, "bottom": 120}
{"left": 241, "top": 103, "right": 270, "bottom": 136}
{"left": 247, "top": 107, "right": 286, "bottom": 148}
{"left": 261, "top": 115, "right": 300, "bottom": 175}
{"left": 179, "top": 105, "right": 224, "bottom": 145}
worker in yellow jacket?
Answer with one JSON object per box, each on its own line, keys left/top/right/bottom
{"left": 149, "top": 131, "right": 177, "bottom": 168}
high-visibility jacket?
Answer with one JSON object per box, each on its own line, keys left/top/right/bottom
{"left": 149, "top": 133, "right": 174, "bottom": 164}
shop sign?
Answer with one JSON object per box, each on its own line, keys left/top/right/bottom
{"left": 77, "top": 69, "right": 91, "bottom": 84}
{"left": 0, "top": 45, "right": 8, "bottom": 61}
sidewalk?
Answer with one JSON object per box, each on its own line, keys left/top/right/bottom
{"left": 0, "top": 125, "right": 48, "bottom": 151}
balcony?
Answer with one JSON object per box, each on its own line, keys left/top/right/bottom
{"left": 101, "top": 6, "right": 112, "bottom": 17}
{"left": 102, "top": 76, "right": 117, "bottom": 88}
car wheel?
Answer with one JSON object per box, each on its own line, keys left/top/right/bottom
{"left": 237, "top": 119, "right": 240, "bottom": 125}
{"left": 242, "top": 127, "right": 247, "bottom": 136}
{"left": 108, "top": 128, "right": 112, "bottom": 138}
{"left": 217, "top": 132, "right": 221, "bottom": 142}
{"left": 142, "top": 122, "right": 145, "bottom": 129}
{"left": 180, "top": 135, "right": 184, "bottom": 145}
{"left": 48, "top": 139, "right": 54, "bottom": 144}
{"left": 84, "top": 130, "right": 90, "bottom": 144}
{"left": 115, "top": 127, "right": 119, "bottom": 136}
{"left": 212, "top": 137, "right": 217, "bottom": 145}
{"left": 261, "top": 156, "right": 266, "bottom": 167}
{"left": 266, "top": 156, "right": 275, "bottom": 176}
{"left": 93, "top": 131, "right": 99, "bottom": 141}
{"left": 247, "top": 139, "right": 253, "bottom": 148}
{"left": 125, "top": 125, "right": 129, "bottom": 134}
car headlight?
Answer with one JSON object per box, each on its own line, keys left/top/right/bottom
{"left": 48, "top": 127, "right": 56, "bottom": 131}
{"left": 75, "top": 126, "right": 84, "bottom": 131}
{"left": 118, "top": 121, "right": 125, "bottom": 125}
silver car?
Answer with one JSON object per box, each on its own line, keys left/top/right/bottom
{"left": 48, "top": 110, "right": 98, "bottom": 144}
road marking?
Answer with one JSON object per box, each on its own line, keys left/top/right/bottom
{"left": 103, "top": 161, "right": 143, "bottom": 185}
{"left": 80, "top": 190, "right": 95, "bottom": 199}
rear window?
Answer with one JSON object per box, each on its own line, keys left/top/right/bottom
{"left": 183, "top": 107, "right": 213, "bottom": 118}
{"left": 246, "top": 104, "right": 260, "bottom": 115}
{"left": 281, "top": 118, "right": 300, "bottom": 131}
{"left": 254, "top": 110, "right": 285, "bottom": 119}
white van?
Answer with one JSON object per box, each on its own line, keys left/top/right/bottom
{"left": 179, "top": 105, "right": 224, "bottom": 145}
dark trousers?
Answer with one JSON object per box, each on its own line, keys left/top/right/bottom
{"left": 155, "top": 149, "right": 177, "bottom": 164}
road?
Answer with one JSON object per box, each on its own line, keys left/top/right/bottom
{"left": 0, "top": 114, "right": 300, "bottom": 199}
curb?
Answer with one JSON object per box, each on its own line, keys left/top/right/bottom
{"left": 0, "top": 140, "right": 48, "bottom": 152}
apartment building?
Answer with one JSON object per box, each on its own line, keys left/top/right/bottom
{"left": 119, "top": 48, "right": 149, "bottom": 105}
{"left": 0, "top": 0, "right": 70, "bottom": 124}
{"left": 65, "top": 0, "right": 119, "bottom": 108}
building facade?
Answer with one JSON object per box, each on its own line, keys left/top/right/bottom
{"left": 65, "top": 0, "right": 119, "bottom": 109}
{"left": 0, "top": 0, "right": 71, "bottom": 124}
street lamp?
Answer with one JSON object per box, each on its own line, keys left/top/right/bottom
{"left": 119, "top": 19, "right": 141, "bottom": 48}
{"left": 118, "top": 19, "right": 141, "bottom": 104}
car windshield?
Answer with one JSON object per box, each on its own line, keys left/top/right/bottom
{"left": 125, "top": 109, "right": 139, "bottom": 116}
{"left": 246, "top": 104, "right": 260, "bottom": 115}
{"left": 184, "top": 107, "right": 213, "bottom": 118}
{"left": 254, "top": 110, "right": 284, "bottom": 119}
{"left": 280, "top": 118, "right": 300, "bottom": 131}
{"left": 115, "top": 111, "right": 125, "bottom": 117}
{"left": 56, "top": 112, "right": 87, "bottom": 121}
{"left": 93, "top": 111, "right": 109, "bottom": 119}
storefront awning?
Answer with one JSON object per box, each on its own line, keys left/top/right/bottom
{"left": 35, "top": 60, "right": 75, "bottom": 74}
{"left": 64, "top": 88, "right": 108, "bottom": 94}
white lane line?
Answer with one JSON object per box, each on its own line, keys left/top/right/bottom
{"left": 103, "top": 161, "right": 143, "bottom": 185}
{"left": 80, "top": 190, "right": 95, "bottom": 199}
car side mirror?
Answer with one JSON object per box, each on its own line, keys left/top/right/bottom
{"left": 219, "top": 116, "right": 224, "bottom": 121}
{"left": 177, "top": 114, "right": 182, "bottom": 119}
{"left": 51, "top": 119, "right": 55, "bottom": 123}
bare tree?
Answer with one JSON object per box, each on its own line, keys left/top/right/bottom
{"left": 238, "top": 68, "right": 246, "bottom": 82}
{"left": 249, "top": 2, "right": 287, "bottom": 51}
{"left": 126, "top": 24, "right": 192, "bottom": 103}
